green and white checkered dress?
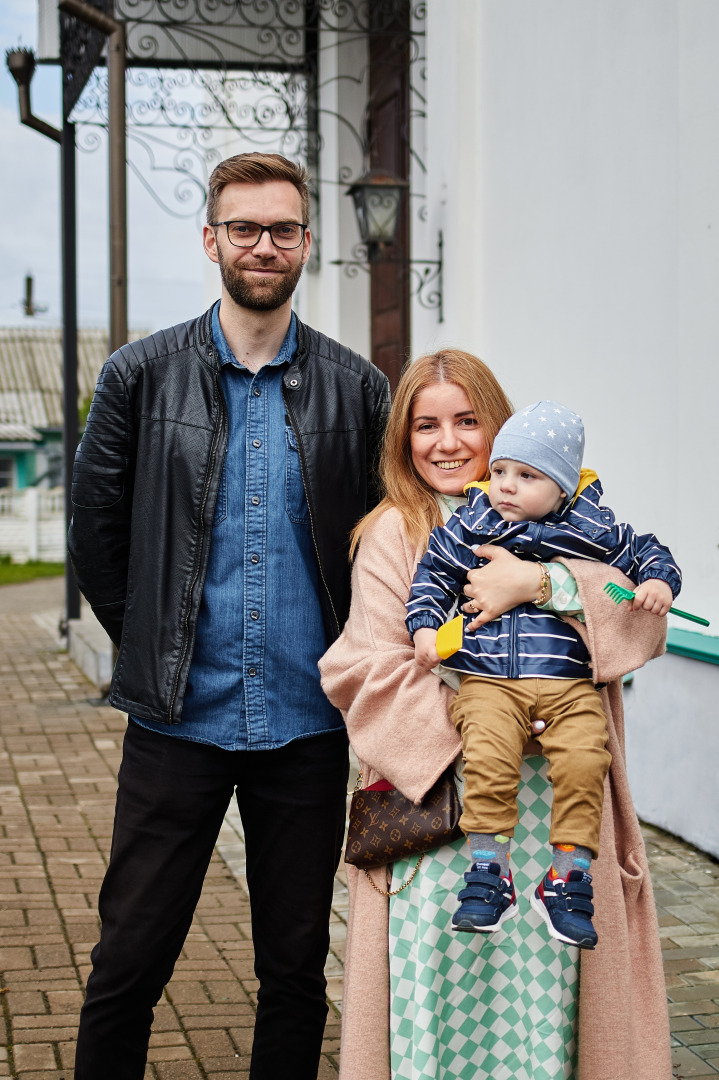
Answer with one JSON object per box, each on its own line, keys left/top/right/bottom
{"left": 388, "top": 756, "right": 579, "bottom": 1080}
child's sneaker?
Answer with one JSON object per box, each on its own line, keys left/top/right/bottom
{"left": 530, "top": 869, "right": 598, "bottom": 949}
{"left": 451, "top": 862, "right": 518, "bottom": 934}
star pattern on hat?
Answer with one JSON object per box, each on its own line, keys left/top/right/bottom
{"left": 492, "top": 400, "right": 584, "bottom": 482}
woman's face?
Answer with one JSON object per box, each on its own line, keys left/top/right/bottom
{"left": 409, "top": 381, "right": 489, "bottom": 495}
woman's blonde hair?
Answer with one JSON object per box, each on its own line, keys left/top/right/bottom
{"left": 351, "top": 350, "right": 512, "bottom": 555}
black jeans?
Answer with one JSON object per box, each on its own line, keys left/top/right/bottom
{"left": 74, "top": 722, "right": 349, "bottom": 1080}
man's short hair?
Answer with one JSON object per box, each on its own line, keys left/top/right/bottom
{"left": 206, "top": 152, "right": 311, "bottom": 226}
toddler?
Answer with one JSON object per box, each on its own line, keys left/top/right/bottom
{"left": 406, "top": 400, "right": 681, "bottom": 948}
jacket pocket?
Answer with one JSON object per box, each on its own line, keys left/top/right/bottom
{"left": 285, "top": 426, "right": 310, "bottom": 524}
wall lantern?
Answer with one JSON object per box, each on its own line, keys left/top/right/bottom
{"left": 346, "top": 169, "right": 409, "bottom": 261}
{"left": 332, "top": 167, "right": 444, "bottom": 323}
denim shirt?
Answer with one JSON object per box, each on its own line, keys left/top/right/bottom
{"left": 132, "top": 303, "right": 343, "bottom": 750}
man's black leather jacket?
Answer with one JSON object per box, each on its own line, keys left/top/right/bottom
{"left": 68, "top": 308, "right": 390, "bottom": 724}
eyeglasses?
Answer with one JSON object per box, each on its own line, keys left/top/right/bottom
{"left": 211, "top": 220, "right": 307, "bottom": 249}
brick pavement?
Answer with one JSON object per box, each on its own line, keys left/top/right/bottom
{"left": 643, "top": 824, "right": 719, "bottom": 1079}
{"left": 0, "top": 578, "right": 718, "bottom": 1079}
{"left": 0, "top": 580, "right": 342, "bottom": 1079}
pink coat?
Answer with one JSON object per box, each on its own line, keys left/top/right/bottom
{"left": 319, "top": 507, "right": 672, "bottom": 1080}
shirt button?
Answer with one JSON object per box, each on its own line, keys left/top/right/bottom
{"left": 253, "top": 387, "right": 261, "bottom": 397}
{"left": 250, "top": 609, "right": 260, "bottom": 620}
{"left": 248, "top": 667, "right": 257, "bottom": 677}
{"left": 251, "top": 496, "right": 260, "bottom": 506}
{"left": 250, "top": 554, "right": 260, "bottom": 564}
{"left": 252, "top": 438, "right": 262, "bottom": 448}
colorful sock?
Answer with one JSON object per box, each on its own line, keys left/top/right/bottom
{"left": 550, "top": 843, "right": 593, "bottom": 880}
{"left": 467, "top": 832, "right": 511, "bottom": 878}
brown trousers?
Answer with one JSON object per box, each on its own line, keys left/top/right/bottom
{"left": 449, "top": 676, "right": 611, "bottom": 857}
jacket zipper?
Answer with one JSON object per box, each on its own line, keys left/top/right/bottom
{"left": 168, "top": 371, "right": 227, "bottom": 721}
{"left": 283, "top": 384, "right": 340, "bottom": 640}
{"left": 508, "top": 606, "right": 518, "bottom": 680}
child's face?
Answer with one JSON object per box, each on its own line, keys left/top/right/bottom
{"left": 488, "top": 459, "right": 566, "bottom": 522}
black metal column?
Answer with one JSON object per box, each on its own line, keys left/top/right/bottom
{"left": 61, "top": 119, "right": 81, "bottom": 625}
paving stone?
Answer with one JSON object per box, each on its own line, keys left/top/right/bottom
{"left": 671, "top": 1045, "right": 719, "bottom": 1076}
{"left": 0, "top": 583, "right": 340, "bottom": 1078}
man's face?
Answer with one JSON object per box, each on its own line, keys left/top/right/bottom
{"left": 203, "top": 180, "right": 311, "bottom": 312}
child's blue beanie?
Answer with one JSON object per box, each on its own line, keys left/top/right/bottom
{"left": 489, "top": 400, "right": 584, "bottom": 497}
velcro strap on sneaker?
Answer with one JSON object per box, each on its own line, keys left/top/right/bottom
{"left": 564, "top": 880, "right": 594, "bottom": 899}
{"left": 565, "top": 896, "right": 594, "bottom": 915}
{"left": 457, "top": 884, "right": 503, "bottom": 904}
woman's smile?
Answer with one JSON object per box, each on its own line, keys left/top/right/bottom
{"left": 434, "top": 458, "right": 470, "bottom": 471}
{"left": 410, "top": 382, "right": 488, "bottom": 494}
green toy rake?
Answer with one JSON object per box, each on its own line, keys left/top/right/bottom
{"left": 603, "top": 582, "right": 710, "bottom": 627}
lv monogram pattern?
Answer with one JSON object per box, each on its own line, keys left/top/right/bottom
{"left": 345, "top": 772, "right": 462, "bottom": 869}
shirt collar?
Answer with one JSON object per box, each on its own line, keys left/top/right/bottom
{"left": 211, "top": 301, "right": 297, "bottom": 370}
{"left": 434, "top": 491, "right": 466, "bottom": 524}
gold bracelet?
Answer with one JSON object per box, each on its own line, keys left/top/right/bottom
{"left": 534, "top": 562, "right": 550, "bottom": 606}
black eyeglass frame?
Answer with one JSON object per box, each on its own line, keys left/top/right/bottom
{"left": 210, "top": 220, "right": 307, "bottom": 250}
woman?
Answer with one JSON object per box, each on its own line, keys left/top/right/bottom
{"left": 319, "top": 350, "right": 671, "bottom": 1080}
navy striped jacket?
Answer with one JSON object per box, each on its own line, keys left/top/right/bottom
{"left": 406, "top": 476, "right": 681, "bottom": 680}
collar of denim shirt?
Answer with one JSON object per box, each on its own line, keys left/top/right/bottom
{"left": 211, "top": 300, "right": 297, "bottom": 370}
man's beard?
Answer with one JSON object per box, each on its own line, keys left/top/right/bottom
{"left": 217, "top": 247, "right": 305, "bottom": 311}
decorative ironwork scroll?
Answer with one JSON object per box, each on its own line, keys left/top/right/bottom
{"left": 117, "top": 0, "right": 307, "bottom": 70}
{"left": 331, "top": 231, "right": 443, "bottom": 322}
{"left": 61, "top": 0, "right": 112, "bottom": 119}
{"left": 70, "top": 0, "right": 431, "bottom": 299}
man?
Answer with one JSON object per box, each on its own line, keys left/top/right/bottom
{"left": 68, "top": 152, "right": 390, "bottom": 1080}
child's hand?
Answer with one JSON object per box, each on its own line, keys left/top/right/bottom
{"left": 413, "top": 627, "right": 442, "bottom": 671}
{"left": 632, "top": 579, "right": 673, "bottom": 616}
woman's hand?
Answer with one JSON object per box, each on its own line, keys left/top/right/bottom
{"left": 463, "top": 547, "right": 545, "bottom": 631}
{"left": 463, "top": 547, "right": 548, "bottom": 733}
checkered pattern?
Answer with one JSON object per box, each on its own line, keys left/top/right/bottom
{"left": 539, "top": 563, "right": 585, "bottom": 621}
{"left": 389, "top": 757, "right": 578, "bottom": 1079}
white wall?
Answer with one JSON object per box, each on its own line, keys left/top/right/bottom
{"left": 625, "top": 652, "right": 719, "bottom": 857}
{"left": 419, "top": 0, "right": 719, "bottom": 629}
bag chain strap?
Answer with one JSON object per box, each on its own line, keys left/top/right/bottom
{"left": 363, "top": 852, "right": 425, "bottom": 896}
{"left": 352, "top": 769, "right": 426, "bottom": 896}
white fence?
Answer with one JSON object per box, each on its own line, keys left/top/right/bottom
{"left": 0, "top": 487, "right": 66, "bottom": 562}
